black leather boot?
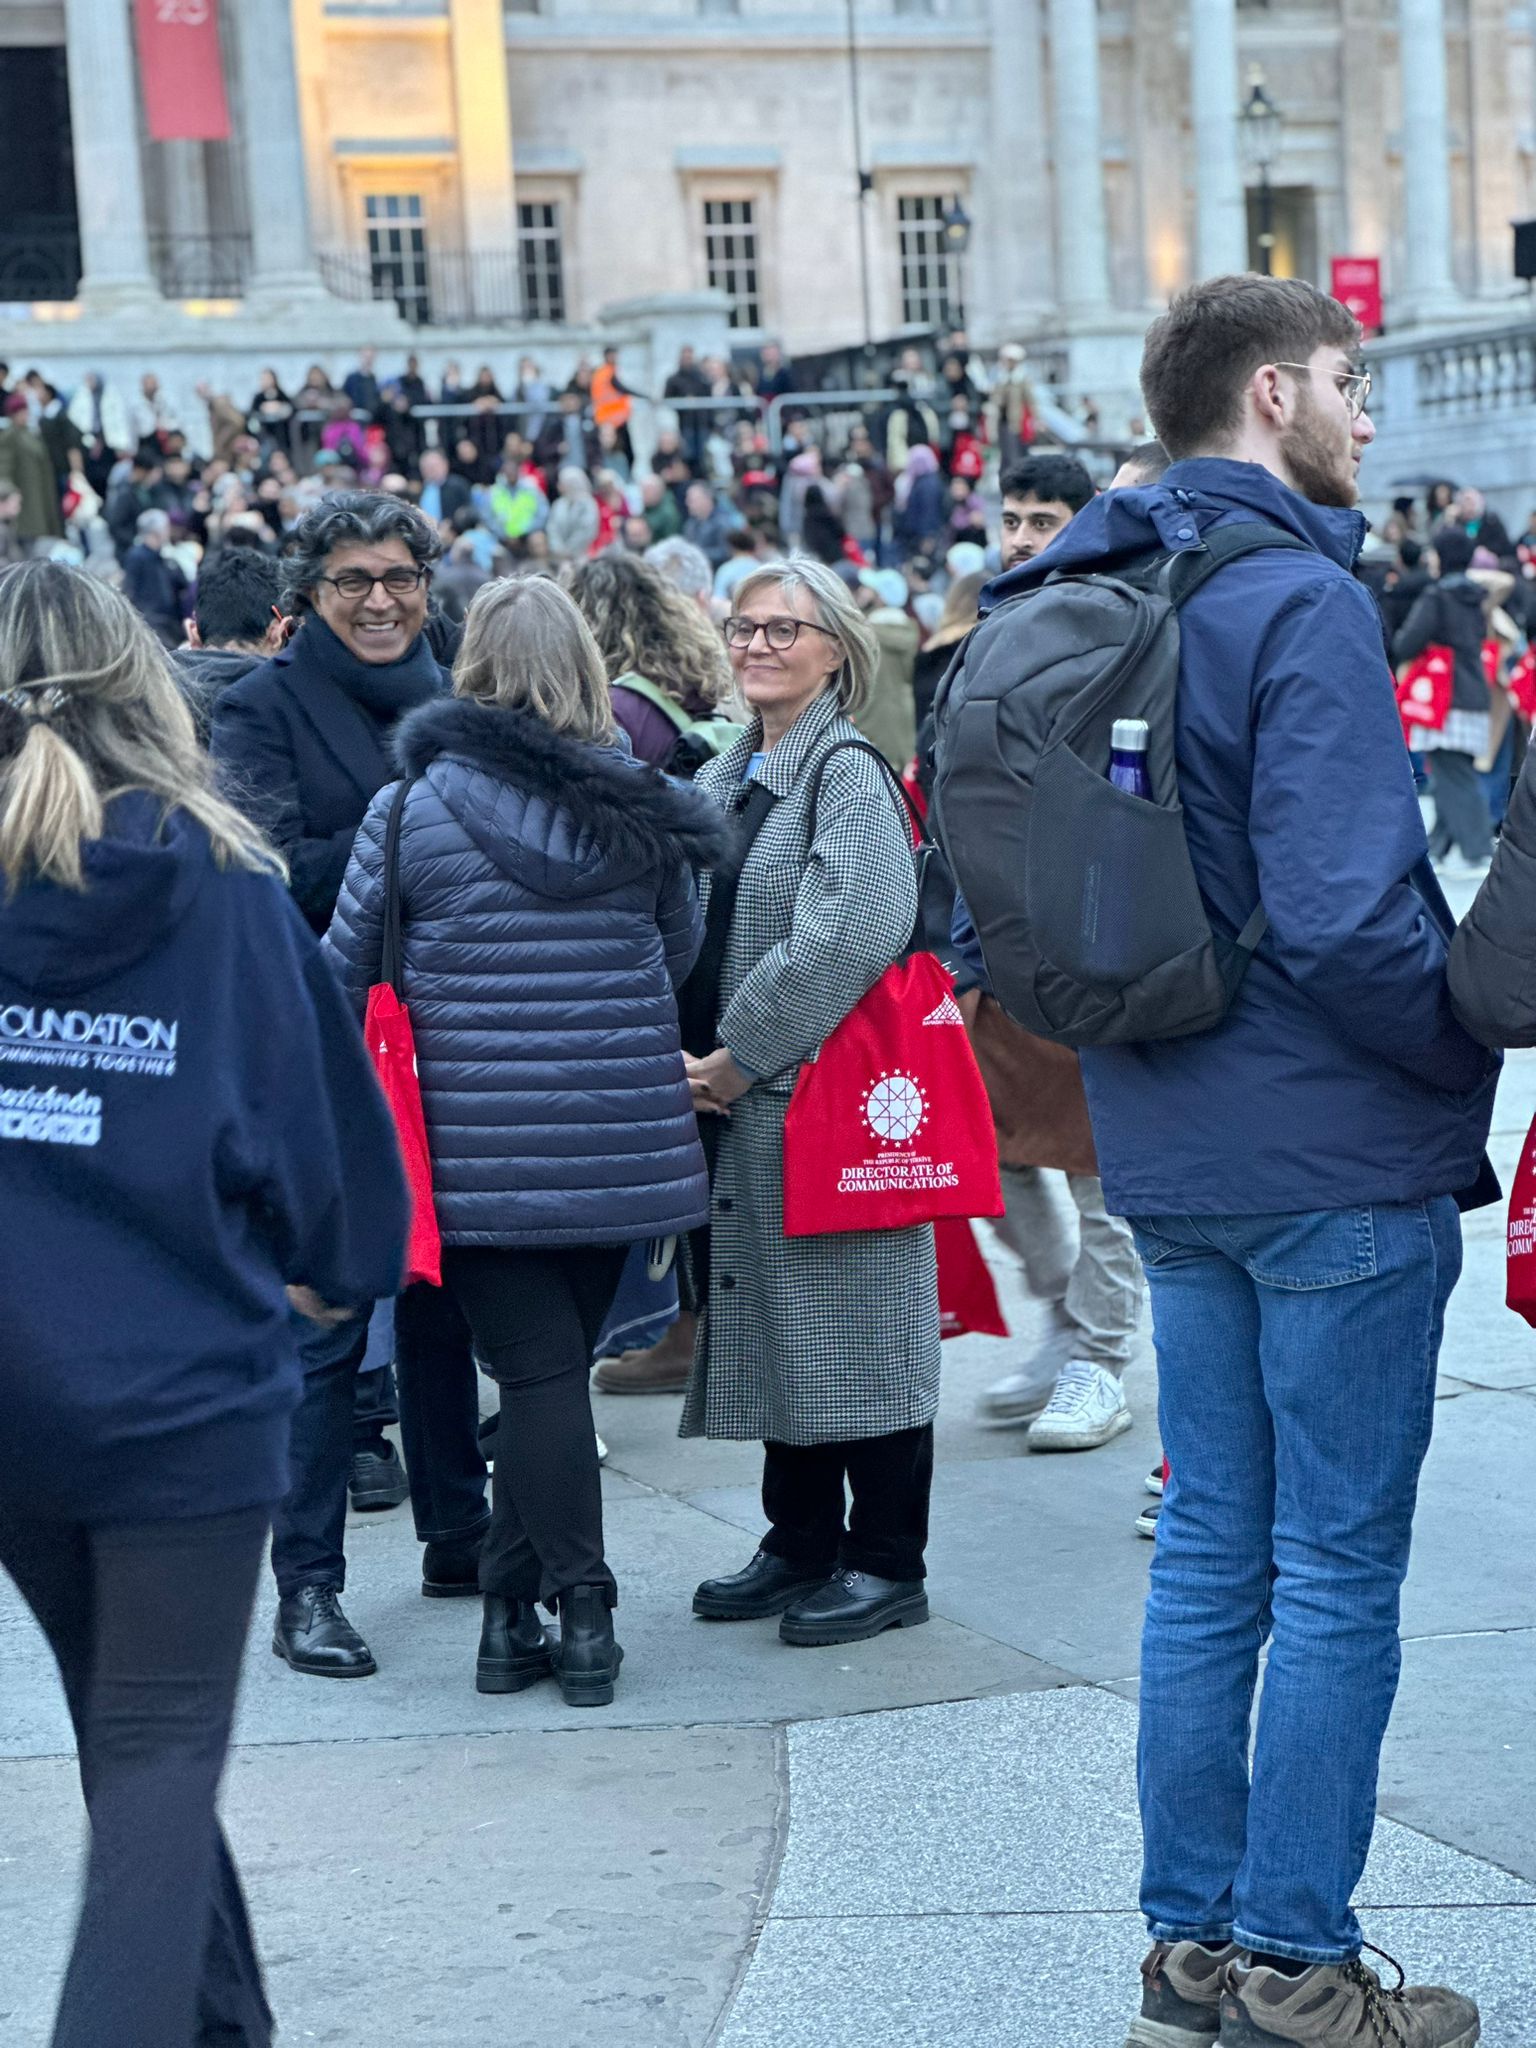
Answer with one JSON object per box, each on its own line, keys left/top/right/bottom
{"left": 348, "top": 1438, "right": 409, "bottom": 1512}
{"left": 779, "top": 1569, "right": 929, "bottom": 1647}
{"left": 422, "top": 1532, "right": 484, "bottom": 1598}
{"left": 551, "top": 1584, "right": 623, "bottom": 1707}
{"left": 475, "top": 1596, "right": 554, "bottom": 1694}
{"left": 693, "top": 1548, "right": 832, "bottom": 1620}
{"left": 272, "top": 1584, "right": 377, "bottom": 1678}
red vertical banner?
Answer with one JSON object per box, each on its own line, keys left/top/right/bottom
{"left": 1331, "top": 255, "right": 1383, "bottom": 333}
{"left": 133, "top": 0, "right": 232, "bottom": 143}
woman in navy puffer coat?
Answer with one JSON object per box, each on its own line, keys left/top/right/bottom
{"left": 325, "top": 576, "right": 726, "bottom": 1704}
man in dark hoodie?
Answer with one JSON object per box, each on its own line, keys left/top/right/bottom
{"left": 213, "top": 494, "right": 488, "bottom": 1679}
{"left": 1393, "top": 523, "right": 1497, "bottom": 871}
{"left": 172, "top": 545, "right": 286, "bottom": 742}
{"left": 969, "top": 278, "right": 1498, "bottom": 2048}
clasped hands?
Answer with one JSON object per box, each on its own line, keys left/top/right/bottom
{"left": 684, "top": 1048, "right": 753, "bottom": 1116}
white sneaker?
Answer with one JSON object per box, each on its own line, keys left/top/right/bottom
{"left": 595, "top": 1432, "right": 609, "bottom": 1465}
{"left": 982, "top": 1353, "right": 1061, "bottom": 1425}
{"left": 1027, "top": 1361, "right": 1132, "bottom": 1452}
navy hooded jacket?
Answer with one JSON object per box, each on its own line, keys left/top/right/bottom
{"left": 323, "top": 696, "right": 728, "bottom": 1248}
{"left": 981, "top": 457, "right": 1499, "bottom": 1216}
{"left": 0, "top": 796, "right": 409, "bottom": 1523}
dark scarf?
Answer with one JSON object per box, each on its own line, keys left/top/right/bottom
{"left": 676, "top": 778, "right": 779, "bottom": 1060}
{"left": 294, "top": 613, "right": 445, "bottom": 723}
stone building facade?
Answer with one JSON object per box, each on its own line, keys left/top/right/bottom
{"left": 0, "top": 0, "right": 1531, "bottom": 412}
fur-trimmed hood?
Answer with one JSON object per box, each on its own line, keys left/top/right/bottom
{"left": 394, "top": 694, "right": 729, "bottom": 897}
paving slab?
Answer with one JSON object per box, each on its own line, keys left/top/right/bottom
{"left": 1382, "top": 1629, "right": 1536, "bottom": 1884}
{"left": 769, "top": 1691, "right": 1534, "bottom": 1921}
{"left": 1401, "top": 1386, "right": 1536, "bottom": 1639}
{"left": 0, "top": 1723, "right": 782, "bottom": 2048}
{"left": 715, "top": 1904, "right": 1536, "bottom": 2048}
{"left": 0, "top": 1490, "right": 1060, "bottom": 1759}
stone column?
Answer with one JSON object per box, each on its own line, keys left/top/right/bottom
{"left": 1189, "top": 0, "right": 1247, "bottom": 279}
{"left": 1133, "top": 0, "right": 1184, "bottom": 304}
{"left": 449, "top": 0, "right": 518, "bottom": 318}
{"left": 63, "top": 0, "right": 160, "bottom": 312}
{"left": 980, "top": 0, "right": 1053, "bottom": 336}
{"left": 1467, "top": 0, "right": 1518, "bottom": 296}
{"left": 1396, "top": 0, "right": 1461, "bottom": 321}
{"left": 1046, "top": 0, "right": 1111, "bottom": 320}
{"left": 1340, "top": 0, "right": 1388, "bottom": 263}
{"left": 235, "top": 0, "right": 331, "bottom": 308}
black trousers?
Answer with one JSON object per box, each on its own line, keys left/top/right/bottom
{"left": 1426, "top": 748, "right": 1494, "bottom": 862}
{"left": 759, "top": 1424, "right": 934, "bottom": 1582}
{"left": 393, "top": 1280, "right": 492, "bottom": 1549}
{"left": 428, "top": 1245, "right": 625, "bottom": 1608}
{"left": 0, "top": 1505, "right": 273, "bottom": 2048}
{"left": 272, "top": 1296, "right": 486, "bottom": 1595}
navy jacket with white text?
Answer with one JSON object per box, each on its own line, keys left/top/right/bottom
{"left": 0, "top": 795, "right": 409, "bottom": 1522}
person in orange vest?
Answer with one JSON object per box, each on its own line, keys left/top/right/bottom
{"left": 591, "top": 347, "right": 642, "bottom": 467}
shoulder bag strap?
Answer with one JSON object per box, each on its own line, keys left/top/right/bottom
{"left": 379, "top": 778, "right": 412, "bottom": 996}
{"left": 803, "top": 737, "right": 941, "bottom": 959}
{"left": 611, "top": 672, "right": 695, "bottom": 734}
{"left": 805, "top": 736, "right": 930, "bottom": 848}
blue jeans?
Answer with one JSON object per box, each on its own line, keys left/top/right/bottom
{"left": 1128, "top": 1198, "right": 1462, "bottom": 1964}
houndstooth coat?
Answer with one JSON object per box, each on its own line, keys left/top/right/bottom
{"left": 679, "top": 687, "right": 941, "bottom": 1445}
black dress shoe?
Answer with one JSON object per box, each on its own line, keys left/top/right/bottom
{"left": 551, "top": 1583, "right": 623, "bottom": 1707}
{"left": 693, "top": 1548, "right": 833, "bottom": 1620}
{"left": 475, "top": 1595, "right": 554, "bottom": 1694}
{"left": 272, "top": 1585, "right": 377, "bottom": 1678}
{"left": 422, "top": 1533, "right": 485, "bottom": 1599}
{"left": 349, "top": 1439, "right": 409, "bottom": 1512}
{"left": 779, "top": 1569, "right": 929, "bottom": 1647}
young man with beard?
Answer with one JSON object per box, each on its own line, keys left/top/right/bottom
{"left": 1008, "top": 278, "right": 1499, "bottom": 2047}
{"left": 997, "top": 451, "right": 1094, "bottom": 571}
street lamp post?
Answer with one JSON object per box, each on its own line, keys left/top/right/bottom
{"left": 1238, "top": 66, "right": 1283, "bottom": 276}
{"left": 845, "top": 0, "right": 875, "bottom": 364}
{"left": 941, "top": 200, "right": 972, "bottom": 330}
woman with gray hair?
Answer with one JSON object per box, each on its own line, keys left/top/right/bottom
{"left": 325, "top": 576, "right": 725, "bottom": 1703}
{"left": 211, "top": 491, "right": 484, "bottom": 1684}
{"left": 682, "top": 553, "right": 942, "bottom": 1647}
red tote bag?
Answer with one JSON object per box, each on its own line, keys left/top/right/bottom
{"left": 364, "top": 780, "right": 443, "bottom": 1288}
{"left": 935, "top": 1216, "right": 1009, "bottom": 1339}
{"left": 1395, "top": 645, "right": 1454, "bottom": 744}
{"left": 781, "top": 743, "right": 1003, "bottom": 1238}
{"left": 1507, "top": 1114, "right": 1536, "bottom": 1327}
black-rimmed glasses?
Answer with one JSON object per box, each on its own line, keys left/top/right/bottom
{"left": 318, "top": 566, "right": 430, "bottom": 600}
{"left": 724, "top": 615, "right": 841, "bottom": 651}
{"left": 1272, "top": 363, "right": 1373, "bottom": 420}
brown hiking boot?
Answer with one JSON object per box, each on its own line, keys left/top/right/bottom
{"left": 1219, "top": 1947, "right": 1479, "bottom": 2047}
{"left": 1124, "top": 1940, "right": 1240, "bottom": 2046}
{"left": 592, "top": 1312, "right": 695, "bottom": 1394}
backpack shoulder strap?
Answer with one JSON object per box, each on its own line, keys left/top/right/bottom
{"left": 1167, "top": 521, "right": 1313, "bottom": 609}
{"left": 611, "top": 672, "right": 694, "bottom": 732}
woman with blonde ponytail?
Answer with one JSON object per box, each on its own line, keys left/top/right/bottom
{"left": 0, "top": 561, "right": 410, "bottom": 2048}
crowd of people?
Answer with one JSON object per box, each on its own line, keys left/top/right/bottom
{"left": 1, "top": 273, "right": 1530, "bottom": 2048}
{"left": 0, "top": 330, "right": 1070, "bottom": 619}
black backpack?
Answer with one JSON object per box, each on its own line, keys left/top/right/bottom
{"left": 930, "top": 522, "right": 1310, "bottom": 1048}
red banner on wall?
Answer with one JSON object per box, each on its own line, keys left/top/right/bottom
{"left": 1331, "top": 255, "right": 1383, "bottom": 334}
{"left": 133, "top": 0, "right": 231, "bottom": 142}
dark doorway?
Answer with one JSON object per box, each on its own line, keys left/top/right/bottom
{"left": 0, "top": 46, "right": 81, "bottom": 301}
